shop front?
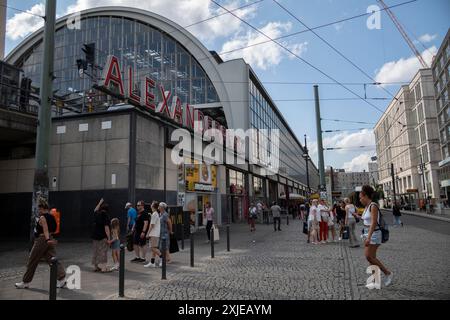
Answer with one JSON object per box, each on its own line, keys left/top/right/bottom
{"left": 227, "top": 168, "right": 249, "bottom": 223}
{"left": 179, "top": 162, "right": 220, "bottom": 231}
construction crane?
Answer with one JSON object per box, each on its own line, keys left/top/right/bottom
{"left": 377, "top": 0, "right": 429, "bottom": 68}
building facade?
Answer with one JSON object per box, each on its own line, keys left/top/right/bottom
{"left": 432, "top": 28, "right": 450, "bottom": 201}
{"left": 375, "top": 69, "right": 441, "bottom": 206}
{"left": 368, "top": 162, "right": 379, "bottom": 186}
{"left": 326, "top": 167, "right": 370, "bottom": 202}
{"left": 0, "top": 7, "right": 318, "bottom": 237}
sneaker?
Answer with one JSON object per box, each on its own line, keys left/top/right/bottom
{"left": 158, "top": 260, "right": 163, "bottom": 267}
{"left": 321, "top": 241, "right": 326, "bottom": 244}
{"left": 384, "top": 272, "right": 394, "bottom": 287}
{"left": 338, "top": 237, "right": 342, "bottom": 241}
{"left": 130, "top": 257, "right": 141, "bottom": 262}
{"left": 110, "top": 265, "right": 119, "bottom": 271}
{"left": 139, "top": 258, "right": 147, "bottom": 263}
{"left": 57, "top": 279, "right": 67, "bottom": 288}
{"left": 144, "top": 262, "right": 155, "bottom": 268}
{"left": 15, "top": 281, "right": 30, "bottom": 289}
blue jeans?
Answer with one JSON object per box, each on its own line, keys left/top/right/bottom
{"left": 393, "top": 215, "right": 402, "bottom": 226}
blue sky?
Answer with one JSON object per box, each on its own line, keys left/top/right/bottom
{"left": 4, "top": 0, "right": 450, "bottom": 171}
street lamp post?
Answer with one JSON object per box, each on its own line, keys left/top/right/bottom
{"left": 303, "top": 134, "right": 311, "bottom": 196}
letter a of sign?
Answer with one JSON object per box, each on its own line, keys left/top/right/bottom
{"left": 100, "top": 55, "right": 124, "bottom": 96}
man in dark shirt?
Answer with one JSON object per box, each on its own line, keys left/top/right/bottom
{"left": 131, "top": 200, "right": 149, "bottom": 263}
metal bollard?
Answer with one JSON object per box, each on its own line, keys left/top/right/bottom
{"left": 161, "top": 238, "right": 167, "bottom": 280}
{"left": 190, "top": 232, "right": 194, "bottom": 267}
{"left": 227, "top": 225, "right": 230, "bottom": 252}
{"left": 119, "top": 244, "right": 125, "bottom": 297}
{"left": 49, "top": 257, "right": 58, "bottom": 300}
{"left": 181, "top": 225, "right": 185, "bottom": 250}
{"left": 210, "top": 227, "right": 215, "bottom": 258}
{"left": 287, "top": 214, "right": 289, "bottom": 225}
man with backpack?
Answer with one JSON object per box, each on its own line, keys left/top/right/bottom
{"left": 15, "top": 198, "right": 67, "bottom": 289}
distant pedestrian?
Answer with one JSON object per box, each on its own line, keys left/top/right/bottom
{"left": 125, "top": 202, "right": 137, "bottom": 234}
{"left": 110, "top": 218, "right": 120, "bottom": 271}
{"left": 318, "top": 199, "right": 329, "bottom": 243}
{"left": 204, "top": 202, "right": 214, "bottom": 243}
{"left": 15, "top": 198, "right": 67, "bottom": 289}
{"left": 299, "top": 203, "right": 306, "bottom": 220}
{"left": 393, "top": 202, "right": 403, "bottom": 227}
{"left": 144, "top": 201, "right": 161, "bottom": 268}
{"left": 335, "top": 201, "right": 346, "bottom": 240}
{"left": 158, "top": 202, "right": 173, "bottom": 266}
{"left": 92, "top": 198, "right": 112, "bottom": 272}
{"left": 271, "top": 201, "right": 282, "bottom": 231}
{"left": 249, "top": 203, "right": 258, "bottom": 232}
{"left": 360, "top": 185, "right": 393, "bottom": 287}
{"left": 308, "top": 199, "right": 320, "bottom": 244}
{"left": 131, "top": 200, "right": 149, "bottom": 263}
{"left": 344, "top": 198, "right": 360, "bottom": 248}
{"left": 328, "top": 207, "right": 337, "bottom": 242}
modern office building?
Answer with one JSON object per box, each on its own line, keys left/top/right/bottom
{"left": 0, "top": 7, "right": 318, "bottom": 237}
{"left": 325, "top": 167, "right": 370, "bottom": 202}
{"left": 368, "top": 161, "right": 379, "bottom": 186}
{"left": 375, "top": 69, "right": 441, "bottom": 206}
{"left": 432, "top": 28, "right": 450, "bottom": 201}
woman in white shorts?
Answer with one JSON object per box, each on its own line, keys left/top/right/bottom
{"left": 359, "top": 185, "right": 393, "bottom": 287}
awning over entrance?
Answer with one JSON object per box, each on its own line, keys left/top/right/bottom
{"left": 279, "top": 193, "right": 305, "bottom": 200}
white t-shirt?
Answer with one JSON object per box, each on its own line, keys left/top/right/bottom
{"left": 148, "top": 211, "right": 161, "bottom": 237}
{"left": 318, "top": 204, "right": 329, "bottom": 221}
{"left": 346, "top": 205, "right": 356, "bottom": 219}
{"left": 362, "top": 203, "right": 379, "bottom": 226}
{"left": 311, "top": 206, "right": 322, "bottom": 222}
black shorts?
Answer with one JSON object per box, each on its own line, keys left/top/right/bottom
{"left": 133, "top": 231, "right": 147, "bottom": 246}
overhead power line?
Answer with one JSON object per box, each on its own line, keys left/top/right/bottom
{"left": 0, "top": 3, "right": 45, "bottom": 18}
{"left": 209, "top": 0, "right": 405, "bottom": 125}
{"left": 272, "top": 0, "right": 400, "bottom": 102}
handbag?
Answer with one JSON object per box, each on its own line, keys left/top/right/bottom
{"left": 169, "top": 233, "right": 179, "bottom": 253}
{"left": 342, "top": 226, "right": 350, "bottom": 240}
{"left": 371, "top": 203, "right": 389, "bottom": 243}
{"left": 303, "top": 222, "right": 308, "bottom": 234}
{"left": 126, "top": 232, "right": 134, "bottom": 252}
{"left": 213, "top": 225, "right": 220, "bottom": 242}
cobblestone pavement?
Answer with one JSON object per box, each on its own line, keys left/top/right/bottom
{"left": 1, "top": 215, "right": 449, "bottom": 300}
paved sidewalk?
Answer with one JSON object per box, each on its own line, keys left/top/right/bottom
{"left": 392, "top": 208, "right": 450, "bottom": 222}
{"left": 1, "top": 218, "right": 449, "bottom": 300}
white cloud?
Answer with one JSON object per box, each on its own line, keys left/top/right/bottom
{"left": 309, "top": 129, "right": 375, "bottom": 169}
{"left": 6, "top": 4, "right": 45, "bottom": 40}
{"left": 6, "top": 1, "right": 258, "bottom": 42}
{"left": 374, "top": 46, "right": 437, "bottom": 86}
{"left": 343, "top": 153, "right": 372, "bottom": 172}
{"left": 220, "top": 21, "right": 308, "bottom": 70}
{"left": 68, "top": 0, "right": 257, "bottom": 43}
{"left": 418, "top": 33, "right": 437, "bottom": 43}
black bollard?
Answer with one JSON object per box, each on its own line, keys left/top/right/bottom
{"left": 190, "top": 232, "right": 194, "bottom": 267}
{"left": 161, "top": 238, "right": 167, "bottom": 280}
{"left": 181, "top": 225, "right": 185, "bottom": 250}
{"left": 49, "top": 257, "right": 58, "bottom": 300}
{"left": 119, "top": 244, "right": 125, "bottom": 297}
{"left": 287, "top": 214, "right": 289, "bottom": 225}
{"left": 226, "top": 225, "right": 230, "bottom": 252}
{"left": 210, "top": 227, "right": 215, "bottom": 258}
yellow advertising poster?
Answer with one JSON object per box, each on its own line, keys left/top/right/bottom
{"left": 185, "top": 163, "right": 217, "bottom": 192}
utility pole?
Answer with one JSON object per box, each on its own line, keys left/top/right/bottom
{"left": 303, "top": 134, "right": 311, "bottom": 195}
{"left": 30, "top": 0, "right": 56, "bottom": 246}
{"left": 419, "top": 154, "right": 428, "bottom": 208}
{"left": 0, "top": 0, "right": 6, "bottom": 60}
{"left": 390, "top": 163, "right": 397, "bottom": 206}
{"left": 314, "top": 85, "right": 326, "bottom": 192}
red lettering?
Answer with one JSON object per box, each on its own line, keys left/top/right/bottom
{"left": 157, "top": 85, "right": 172, "bottom": 117}
{"left": 101, "top": 55, "right": 124, "bottom": 96}
{"left": 184, "top": 104, "right": 195, "bottom": 130}
{"left": 127, "top": 67, "right": 140, "bottom": 104}
{"left": 142, "top": 77, "right": 156, "bottom": 110}
{"left": 172, "top": 96, "right": 183, "bottom": 125}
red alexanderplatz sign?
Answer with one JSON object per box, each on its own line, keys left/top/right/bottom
{"left": 97, "top": 55, "right": 227, "bottom": 137}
